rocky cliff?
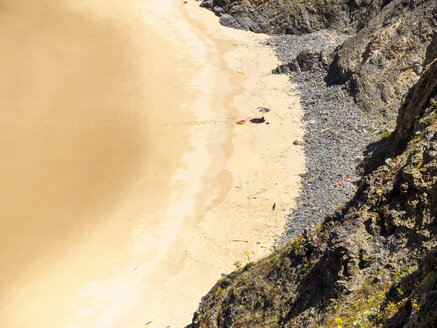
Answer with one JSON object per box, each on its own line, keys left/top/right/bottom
{"left": 203, "top": 0, "right": 436, "bottom": 115}
{"left": 327, "top": 0, "right": 436, "bottom": 115}
{"left": 187, "top": 0, "right": 437, "bottom": 327}
{"left": 199, "top": 0, "right": 390, "bottom": 35}
{"left": 188, "top": 59, "right": 437, "bottom": 327}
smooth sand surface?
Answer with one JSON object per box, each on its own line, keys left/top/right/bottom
{"left": 0, "top": 0, "right": 304, "bottom": 327}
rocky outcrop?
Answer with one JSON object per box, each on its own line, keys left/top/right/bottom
{"left": 386, "top": 57, "right": 437, "bottom": 156}
{"left": 273, "top": 49, "right": 332, "bottom": 74}
{"left": 367, "top": 56, "right": 437, "bottom": 170}
{"left": 186, "top": 1, "right": 437, "bottom": 326}
{"left": 199, "top": 0, "right": 390, "bottom": 35}
{"left": 200, "top": 0, "right": 437, "bottom": 117}
{"left": 327, "top": 0, "right": 437, "bottom": 115}
{"left": 269, "top": 0, "right": 437, "bottom": 116}
{"left": 187, "top": 57, "right": 437, "bottom": 328}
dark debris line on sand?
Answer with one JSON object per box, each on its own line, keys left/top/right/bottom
{"left": 266, "top": 31, "right": 392, "bottom": 243}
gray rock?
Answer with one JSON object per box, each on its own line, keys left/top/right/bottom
{"left": 199, "top": 0, "right": 212, "bottom": 9}
{"left": 414, "top": 63, "right": 423, "bottom": 75}
{"left": 327, "top": 0, "right": 437, "bottom": 115}
{"left": 212, "top": 6, "right": 224, "bottom": 16}
{"left": 219, "top": 14, "right": 242, "bottom": 30}
{"left": 198, "top": 0, "right": 394, "bottom": 35}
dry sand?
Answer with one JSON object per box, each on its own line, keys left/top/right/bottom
{"left": 0, "top": 0, "right": 304, "bottom": 327}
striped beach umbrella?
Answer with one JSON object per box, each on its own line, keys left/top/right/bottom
{"left": 257, "top": 106, "right": 270, "bottom": 118}
{"left": 257, "top": 107, "right": 270, "bottom": 113}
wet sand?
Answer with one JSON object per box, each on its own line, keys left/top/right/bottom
{"left": 0, "top": 0, "right": 304, "bottom": 327}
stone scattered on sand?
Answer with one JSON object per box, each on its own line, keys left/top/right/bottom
{"left": 267, "top": 30, "right": 391, "bottom": 242}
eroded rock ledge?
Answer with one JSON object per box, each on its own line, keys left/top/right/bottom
{"left": 198, "top": 0, "right": 389, "bottom": 35}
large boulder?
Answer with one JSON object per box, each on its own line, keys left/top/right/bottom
{"left": 327, "top": 0, "right": 437, "bottom": 115}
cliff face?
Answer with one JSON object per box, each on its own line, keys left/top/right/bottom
{"left": 205, "top": 0, "right": 436, "bottom": 116}
{"left": 268, "top": 0, "right": 437, "bottom": 116}
{"left": 188, "top": 0, "right": 437, "bottom": 327}
{"left": 328, "top": 0, "right": 437, "bottom": 114}
{"left": 199, "top": 0, "right": 390, "bottom": 35}
{"left": 188, "top": 60, "right": 437, "bottom": 327}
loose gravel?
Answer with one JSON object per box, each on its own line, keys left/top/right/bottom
{"left": 265, "top": 31, "right": 394, "bottom": 243}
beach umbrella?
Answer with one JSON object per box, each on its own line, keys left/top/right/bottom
{"left": 257, "top": 107, "right": 270, "bottom": 118}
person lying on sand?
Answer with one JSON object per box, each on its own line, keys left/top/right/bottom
{"left": 250, "top": 117, "right": 265, "bottom": 123}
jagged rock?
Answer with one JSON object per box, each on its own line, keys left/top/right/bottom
{"left": 200, "top": 0, "right": 391, "bottom": 35}
{"left": 199, "top": 0, "right": 213, "bottom": 9}
{"left": 295, "top": 49, "right": 321, "bottom": 71}
{"left": 273, "top": 49, "right": 334, "bottom": 74}
{"left": 367, "top": 55, "right": 437, "bottom": 169}
{"left": 219, "top": 14, "right": 241, "bottom": 30}
{"left": 212, "top": 6, "right": 224, "bottom": 16}
{"left": 327, "top": 0, "right": 437, "bottom": 115}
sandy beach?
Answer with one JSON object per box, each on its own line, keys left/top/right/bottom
{"left": 0, "top": 0, "right": 304, "bottom": 327}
